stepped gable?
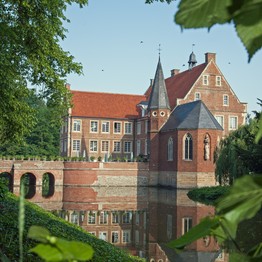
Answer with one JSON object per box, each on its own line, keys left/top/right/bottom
{"left": 71, "top": 90, "right": 147, "bottom": 119}
{"left": 161, "top": 100, "right": 223, "bottom": 131}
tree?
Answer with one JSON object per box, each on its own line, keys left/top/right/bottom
{"left": 146, "top": 0, "right": 262, "bottom": 62}
{"left": 215, "top": 104, "right": 262, "bottom": 185}
{"left": 0, "top": 89, "right": 61, "bottom": 157}
{"left": 0, "top": 0, "right": 88, "bottom": 142}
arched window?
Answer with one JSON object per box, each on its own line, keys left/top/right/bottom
{"left": 167, "top": 137, "right": 173, "bottom": 161}
{"left": 184, "top": 133, "right": 193, "bottom": 160}
{"left": 42, "top": 173, "right": 55, "bottom": 198}
{"left": 0, "top": 172, "right": 13, "bottom": 192}
{"left": 20, "top": 173, "right": 36, "bottom": 199}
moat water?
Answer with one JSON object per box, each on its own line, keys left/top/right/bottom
{"left": 55, "top": 186, "right": 224, "bottom": 262}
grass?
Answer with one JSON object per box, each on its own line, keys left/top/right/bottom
{"left": 0, "top": 192, "right": 144, "bottom": 262}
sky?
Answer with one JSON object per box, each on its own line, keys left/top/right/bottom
{"left": 61, "top": 0, "right": 261, "bottom": 115}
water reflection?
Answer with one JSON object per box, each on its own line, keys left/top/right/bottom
{"left": 57, "top": 186, "right": 226, "bottom": 262}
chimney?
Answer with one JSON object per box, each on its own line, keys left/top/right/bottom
{"left": 205, "top": 53, "right": 216, "bottom": 64}
{"left": 170, "top": 69, "right": 180, "bottom": 77}
{"left": 65, "top": 83, "right": 71, "bottom": 90}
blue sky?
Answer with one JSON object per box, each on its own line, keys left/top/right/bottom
{"left": 61, "top": 0, "right": 261, "bottom": 114}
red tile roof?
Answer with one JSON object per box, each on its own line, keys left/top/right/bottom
{"left": 145, "top": 63, "right": 207, "bottom": 109}
{"left": 71, "top": 91, "right": 147, "bottom": 119}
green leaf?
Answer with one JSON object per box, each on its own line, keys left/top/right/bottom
{"left": 27, "top": 225, "right": 50, "bottom": 243}
{"left": 175, "top": 0, "right": 232, "bottom": 29}
{"left": 216, "top": 176, "right": 262, "bottom": 238}
{"left": 166, "top": 216, "right": 220, "bottom": 250}
{"left": 56, "top": 238, "right": 94, "bottom": 261}
{"left": 29, "top": 244, "right": 63, "bottom": 261}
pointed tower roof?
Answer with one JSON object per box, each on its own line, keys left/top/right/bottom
{"left": 147, "top": 57, "right": 170, "bottom": 110}
{"left": 188, "top": 51, "right": 197, "bottom": 69}
{"left": 161, "top": 100, "right": 223, "bottom": 131}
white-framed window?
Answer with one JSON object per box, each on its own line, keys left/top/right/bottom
{"left": 99, "top": 211, "right": 108, "bottom": 224}
{"left": 73, "top": 120, "right": 81, "bottom": 132}
{"left": 111, "top": 231, "right": 119, "bottom": 243}
{"left": 137, "top": 122, "right": 141, "bottom": 135}
{"left": 229, "top": 116, "right": 238, "bottom": 130}
{"left": 167, "top": 137, "right": 173, "bottom": 161}
{"left": 99, "top": 232, "right": 107, "bottom": 241}
{"left": 136, "top": 140, "right": 141, "bottom": 156}
{"left": 90, "top": 120, "right": 98, "bottom": 133}
{"left": 184, "top": 133, "right": 193, "bottom": 160}
{"left": 72, "top": 140, "right": 80, "bottom": 151}
{"left": 71, "top": 211, "right": 78, "bottom": 225}
{"left": 112, "top": 212, "right": 120, "bottom": 224}
{"left": 101, "top": 141, "right": 109, "bottom": 152}
{"left": 215, "top": 115, "right": 224, "bottom": 128}
{"left": 194, "top": 92, "right": 201, "bottom": 101}
{"left": 124, "top": 122, "right": 132, "bottom": 134}
{"left": 122, "top": 230, "right": 131, "bottom": 243}
{"left": 223, "top": 94, "right": 229, "bottom": 106}
{"left": 216, "top": 76, "right": 222, "bottom": 86}
{"left": 203, "top": 75, "right": 209, "bottom": 85}
{"left": 113, "top": 141, "right": 121, "bottom": 153}
{"left": 182, "top": 217, "right": 192, "bottom": 235}
{"left": 114, "top": 122, "right": 121, "bottom": 133}
{"left": 88, "top": 212, "right": 96, "bottom": 224}
{"left": 101, "top": 121, "right": 110, "bottom": 133}
{"left": 123, "top": 211, "right": 132, "bottom": 224}
{"left": 124, "top": 141, "right": 132, "bottom": 153}
{"left": 90, "top": 140, "right": 98, "bottom": 152}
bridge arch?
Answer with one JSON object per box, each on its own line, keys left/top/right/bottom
{"left": 42, "top": 172, "right": 55, "bottom": 198}
{"left": 20, "top": 173, "right": 36, "bottom": 199}
{"left": 0, "top": 172, "right": 13, "bottom": 192}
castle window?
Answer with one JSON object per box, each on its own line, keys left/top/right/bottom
{"left": 203, "top": 75, "right": 209, "bottom": 85}
{"left": 124, "top": 122, "right": 132, "bottom": 134}
{"left": 113, "top": 141, "right": 121, "bottom": 152}
{"left": 99, "top": 211, "right": 108, "bottom": 224}
{"left": 122, "top": 230, "right": 131, "bottom": 243}
{"left": 111, "top": 231, "right": 119, "bottom": 243}
{"left": 136, "top": 140, "right": 141, "bottom": 155}
{"left": 137, "top": 122, "right": 141, "bottom": 135}
{"left": 101, "top": 121, "right": 110, "bottom": 133}
{"left": 88, "top": 212, "right": 96, "bottom": 224}
{"left": 123, "top": 211, "right": 132, "bottom": 224}
{"left": 223, "top": 95, "right": 229, "bottom": 106}
{"left": 229, "top": 116, "right": 238, "bottom": 130}
{"left": 73, "top": 120, "right": 81, "bottom": 132}
{"left": 101, "top": 141, "right": 109, "bottom": 152}
{"left": 90, "top": 120, "right": 98, "bottom": 133}
{"left": 99, "top": 232, "right": 107, "bottom": 241}
{"left": 215, "top": 115, "right": 224, "bottom": 128}
{"left": 124, "top": 141, "right": 132, "bottom": 153}
{"left": 72, "top": 140, "right": 80, "bottom": 152}
{"left": 112, "top": 212, "right": 120, "bottom": 224}
{"left": 184, "top": 133, "right": 193, "bottom": 160}
{"left": 194, "top": 92, "right": 201, "bottom": 101}
{"left": 216, "top": 76, "right": 222, "bottom": 86}
{"left": 90, "top": 140, "right": 98, "bottom": 152}
{"left": 167, "top": 137, "right": 173, "bottom": 161}
{"left": 114, "top": 122, "right": 121, "bottom": 133}
{"left": 182, "top": 217, "right": 192, "bottom": 235}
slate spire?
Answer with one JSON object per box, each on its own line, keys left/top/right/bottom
{"left": 148, "top": 57, "right": 170, "bottom": 110}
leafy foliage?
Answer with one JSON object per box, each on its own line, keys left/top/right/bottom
{"left": 187, "top": 186, "right": 230, "bottom": 205}
{"left": 175, "top": 0, "right": 262, "bottom": 62}
{"left": 215, "top": 107, "right": 262, "bottom": 185}
{"left": 0, "top": 193, "right": 144, "bottom": 261}
{"left": 167, "top": 175, "right": 262, "bottom": 261}
{"left": 0, "top": 0, "right": 87, "bottom": 142}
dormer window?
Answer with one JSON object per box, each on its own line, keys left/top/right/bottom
{"left": 203, "top": 75, "right": 209, "bottom": 85}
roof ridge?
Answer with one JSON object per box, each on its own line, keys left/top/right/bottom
{"left": 71, "top": 90, "right": 146, "bottom": 97}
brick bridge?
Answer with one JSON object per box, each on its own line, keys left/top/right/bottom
{"left": 0, "top": 160, "right": 149, "bottom": 210}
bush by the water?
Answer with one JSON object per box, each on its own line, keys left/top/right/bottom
{"left": 187, "top": 186, "right": 230, "bottom": 205}
{"left": 0, "top": 190, "right": 144, "bottom": 261}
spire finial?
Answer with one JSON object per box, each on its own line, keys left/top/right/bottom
{"left": 158, "top": 44, "right": 161, "bottom": 57}
{"left": 192, "top": 43, "right": 195, "bottom": 52}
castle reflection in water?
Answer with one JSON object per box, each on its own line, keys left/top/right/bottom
{"left": 55, "top": 186, "right": 227, "bottom": 262}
